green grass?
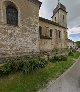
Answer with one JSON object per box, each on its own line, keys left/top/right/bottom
{"left": 0, "top": 52, "right": 80, "bottom": 92}
{"left": 73, "top": 51, "right": 80, "bottom": 59}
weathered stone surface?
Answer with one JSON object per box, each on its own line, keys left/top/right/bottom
{"left": 0, "top": 0, "right": 40, "bottom": 56}
{"left": 39, "top": 20, "right": 67, "bottom": 51}
{"left": 0, "top": 0, "right": 68, "bottom": 58}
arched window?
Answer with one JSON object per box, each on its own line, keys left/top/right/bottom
{"left": 6, "top": 5, "right": 18, "bottom": 26}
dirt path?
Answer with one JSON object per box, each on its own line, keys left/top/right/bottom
{"left": 38, "top": 57, "right": 80, "bottom": 92}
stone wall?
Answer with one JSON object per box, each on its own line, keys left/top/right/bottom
{"left": 39, "top": 19, "right": 67, "bottom": 51}
{"left": 39, "top": 39, "right": 52, "bottom": 51}
{"left": 0, "top": 0, "right": 41, "bottom": 56}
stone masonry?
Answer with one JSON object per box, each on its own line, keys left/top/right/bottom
{"left": 0, "top": 0, "right": 68, "bottom": 57}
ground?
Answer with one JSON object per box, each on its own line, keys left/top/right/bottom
{"left": 0, "top": 51, "right": 80, "bottom": 92}
{"left": 38, "top": 57, "right": 80, "bottom": 92}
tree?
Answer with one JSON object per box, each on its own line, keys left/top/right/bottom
{"left": 76, "top": 41, "right": 80, "bottom": 48}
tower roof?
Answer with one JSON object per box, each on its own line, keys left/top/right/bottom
{"left": 53, "top": 3, "right": 67, "bottom": 16}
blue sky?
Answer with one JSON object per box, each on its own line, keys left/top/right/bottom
{"left": 39, "top": 0, "right": 80, "bottom": 42}
{"left": 69, "top": 34, "right": 80, "bottom": 41}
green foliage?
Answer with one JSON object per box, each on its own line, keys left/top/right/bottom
{"left": 22, "top": 57, "right": 48, "bottom": 74}
{"left": 50, "top": 55, "right": 67, "bottom": 62}
{"left": 72, "top": 49, "right": 76, "bottom": 52}
{"left": 0, "top": 55, "right": 78, "bottom": 92}
{"left": 76, "top": 41, "right": 80, "bottom": 47}
{"left": 0, "top": 51, "right": 79, "bottom": 78}
{"left": 0, "top": 56, "right": 48, "bottom": 76}
{"left": 73, "top": 52, "right": 80, "bottom": 59}
{"left": 0, "top": 62, "right": 12, "bottom": 76}
{"left": 0, "top": 61, "right": 24, "bottom": 76}
{"left": 68, "top": 51, "right": 74, "bottom": 56}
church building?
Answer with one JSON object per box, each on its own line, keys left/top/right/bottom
{"left": 0, "top": 0, "right": 68, "bottom": 56}
{"left": 39, "top": 2, "right": 68, "bottom": 51}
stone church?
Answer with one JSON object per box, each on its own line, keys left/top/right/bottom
{"left": 0, "top": 0, "right": 68, "bottom": 56}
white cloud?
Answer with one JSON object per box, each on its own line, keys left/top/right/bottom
{"left": 68, "top": 27, "right": 80, "bottom": 35}
{"left": 68, "top": 27, "right": 80, "bottom": 41}
{"left": 68, "top": 35, "right": 80, "bottom": 42}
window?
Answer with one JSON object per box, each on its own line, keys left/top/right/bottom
{"left": 50, "top": 29, "right": 52, "bottom": 37}
{"left": 55, "top": 17, "right": 56, "bottom": 21}
{"left": 56, "top": 29, "right": 58, "bottom": 36}
{"left": 6, "top": 5, "right": 18, "bottom": 26}
{"left": 73, "top": 42, "right": 74, "bottom": 45}
{"left": 63, "top": 15, "right": 64, "bottom": 20}
{"left": 59, "top": 31, "right": 61, "bottom": 38}
{"left": 39, "top": 26, "right": 42, "bottom": 36}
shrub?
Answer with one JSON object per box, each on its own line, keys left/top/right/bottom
{"left": 0, "top": 62, "right": 12, "bottom": 76}
{"left": 60, "top": 55, "right": 67, "bottom": 61}
{"left": 0, "top": 56, "right": 48, "bottom": 76}
{"left": 22, "top": 57, "right": 48, "bottom": 74}
{"left": 36, "top": 57, "right": 48, "bottom": 68}
{"left": 72, "top": 49, "right": 76, "bottom": 52}
{"left": 0, "top": 60, "right": 24, "bottom": 76}
{"left": 11, "top": 61, "right": 24, "bottom": 71}
{"left": 0, "top": 68, "right": 4, "bottom": 77}
{"left": 50, "top": 55, "right": 67, "bottom": 62}
{"left": 68, "top": 51, "right": 74, "bottom": 56}
{"left": 22, "top": 61, "right": 31, "bottom": 74}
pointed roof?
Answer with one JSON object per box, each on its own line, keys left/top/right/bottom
{"left": 52, "top": 3, "right": 67, "bottom": 17}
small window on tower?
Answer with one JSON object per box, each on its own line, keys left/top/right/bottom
{"left": 55, "top": 17, "right": 56, "bottom": 21}
{"left": 63, "top": 15, "right": 64, "bottom": 20}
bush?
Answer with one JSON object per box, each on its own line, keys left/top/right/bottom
{"left": 72, "top": 49, "right": 76, "bottom": 52}
{"left": 50, "top": 55, "right": 67, "bottom": 62}
{"left": 22, "top": 61, "right": 31, "bottom": 74}
{"left": 0, "top": 68, "right": 4, "bottom": 77}
{"left": 37, "top": 57, "right": 48, "bottom": 68}
{"left": 11, "top": 61, "right": 24, "bottom": 71}
{"left": 0, "top": 56, "right": 48, "bottom": 76}
{"left": 0, "top": 59, "right": 24, "bottom": 76}
{"left": 22, "top": 57, "right": 48, "bottom": 74}
{"left": 68, "top": 51, "right": 74, "bottom": 56}
{"left": 0, "top": 62, "right": 12, "bottom": 76}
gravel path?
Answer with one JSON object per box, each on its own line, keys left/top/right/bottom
{"left": 38, "top": 57, "right": 80, "bottom": 92}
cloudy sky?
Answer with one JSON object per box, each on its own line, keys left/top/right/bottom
{"left": 39, "top": 0, "right": 80, "bottom": 42}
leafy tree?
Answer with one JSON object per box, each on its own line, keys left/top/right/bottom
{"left": 76, "top": 41, "right": 80, "bottom": 48}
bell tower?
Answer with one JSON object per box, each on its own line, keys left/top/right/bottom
{"left": 52, "top": 0, "right": 67, "bottom": 28}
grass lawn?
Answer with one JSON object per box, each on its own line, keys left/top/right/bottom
{"left": 0, "top": 52, "right": 80, "bottom": 92}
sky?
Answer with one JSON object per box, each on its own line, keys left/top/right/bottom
{"left": 39, "top": 0, "right": 80, "bottom": 42}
